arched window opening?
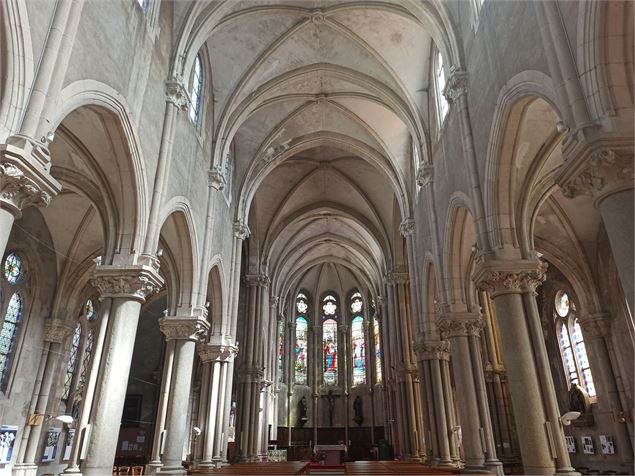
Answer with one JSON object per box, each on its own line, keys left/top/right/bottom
{"left": 277, "top": 319, "right": 285, "bottom": 383}
{"left": 350, "top": 292, "right": 366, "bottom": 386}
{"left": 189, "top": 53, "right": 204, "bottom": 125}
{"left": 554, "top": 290, "right": 596, "bottom": 400}
{"left": 294, "top": 292, "right": 310, "bottom": 385}
{"left": 435, "top": 49, "right": 448, "bottom": 125}
{"left": 62, "top": 324, "right": 82, "bottom": 401}
{"left": 136, "top": 0, "right": 146, "bottom": 10}
{"left": 322, "top": 294, "right": 338, "bottom": 385}
{"left": 373, "top": 316, "right": 382, "bottom": 384}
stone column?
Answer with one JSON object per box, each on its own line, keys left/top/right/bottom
{"left": 62, "top": 298, "right": 113, "bottom": 475}
{"left": 474, "top": 262, "right": 575, "bottom": 475}
{"left": 440, "top": 358, "right": 460, "bottom": 463}
{"left": 13, "top": 320, "right": 71, "bottom": 476}
{"left": 198, "top": 343, "right": 238, "bottom": 467}
{"left": 559, "top": 148, "right": 634, "bottom": 312}
{"left": 415, "top": 340, "right": 453, "bottom": 466}
{"left": 81, "top": 262, "right": 163, "bottom": 476}
{"left": 437, "top": 315, "right": 487, "bottom": 473}
{"left": 157, "top": 313, "right": 209, "bottom": 475}
{"left": 146, "top": 340, "right": 176, "bottom": 473}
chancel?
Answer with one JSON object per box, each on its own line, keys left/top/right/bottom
{"left": 0, "top": 1, "right": 632, "bottom": 476}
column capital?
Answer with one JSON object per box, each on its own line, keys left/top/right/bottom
{"left": 399, "top": 218, "right": 415, "bottom": 237}
{"left": 165, "top": 79, "right": 189, "bottom": 111}
{"left": 394, "top": 365, "right": 418, "bottom": 382}
{"left": 233, "top": 220, "right": 250, "bottom": 240}
{"left": 443, "top": 68, "right": 467, "bottom": 104}
{"left": 385, "top": 271, "right": 409, "bottom": 286}
{"left": 270, "top": 296, "right": 279, "bottom": 307}
{"left": 473, "top": 259, "right": 547, "bottom": 297}
{"left": 90, "top": 263, "right": 164, "bottom": 302}
{"left": 159, "top": 316, "right": 209, "bottom": 341}
{"left": 244, "top": 273, "right": 270, "bottom": 287}
{"left": 240, "top": 366, "right": 264, "bottom": 383}
{"left": 559, "top": 146, "right": 634, "bottom": 205}
{"left": 198, "top": 342, "right": 239, "bottom": 362}
{"left": 208, "top": 166, "right": 226, "bottom": 191}
{"left": 414, "top": 339, "right": 450, "bottom": 361}
{"left": 416, "top": 164, "right": 433, "bottom": 187}
{"left": 577, "top": 312, "right": 611, "bottom": 338}
{"left": 437, "top": 313, "right": 483, "bottom": 339}
{"left": 0, "top": 137, "right": 62, "bottom": 217}
{"left": 42, "top": 318, "right": 74, "bottom": 344}
{"left": 376, "top": 295, "right": 387, "bottom": 307}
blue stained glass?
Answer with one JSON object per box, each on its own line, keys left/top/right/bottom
{"left": 3, "top": 253, "right": 23, "bottom": 285}
{"left": 323, "top": 319, "right": 338, "bottom": 385}
{"left": 0, "top": 293, "right": 22, "bottom": 387}
{"left": 295, "top": 317, "right": 308, "bottom": 384}
{"left": 351, "top": 316, "right": 366, "bottom": 385}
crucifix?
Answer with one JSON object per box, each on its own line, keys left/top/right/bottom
{"left": 321, "top": 390, "right": 340, "bottom": 427}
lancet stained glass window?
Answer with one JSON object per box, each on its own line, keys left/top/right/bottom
{"left": 78, "top": 328, "right": 95, "bottom": 393}
{"left": 374, "top": 316, "right": 382, "bottom": 384}
{"left": 322, "top": 294, "right": 338, "bottom": 385}
{"left": 189, "top": 53, "right": 203, "bottom": 124}
{"left": 294, "top": 316, "right": 308, "bottom": 384}
{"left": 554, "top": 290, "right": 596, "bottom": 399}
{"left": 277, "top": 319, "right": 285, "bottom": 382}
{"left": 4, "top": 253, "right": 23, "bottom": 285}
{"left": 0, "top": 292, "right": 23, "bottom": 387}
{"left": 351, "top": 316, "right": 366, "bottom": 385}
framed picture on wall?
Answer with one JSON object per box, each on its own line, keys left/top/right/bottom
{"left": 600, "top": 435, "right": 615, "bottom": 454}
{"left": 0, "top": 425, "right": 17, "bottom": 464}
{"left": 42, "top": 427, "right": 62, "bottom": 462}
{"left": 63, "top": 429, "right": 75, "bottom": 461}
{"left": 565, "top": 436, "right": 576, "bottom": 453}
{"left": 582, "top": 436, "right": 594, "bottom": 454}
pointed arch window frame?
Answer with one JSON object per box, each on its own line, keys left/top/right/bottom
{"left": 189, "top": 53, "right": 204, "bottom": 126}
{"left": 321, "top": 293, "right": 339, "bottom": 386}
{"left": 294, "top": 291, "right": 311, "bottom": 385}
{"left": 349, "top": 291, "right": 366, "bottom": 386}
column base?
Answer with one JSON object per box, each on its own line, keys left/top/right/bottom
{"left": 555, "top": 471, "right": 581, "bottom": 476}
{"left": 485, "top": 460, "right": 505, "bottom": 476}
{"left": 145, "top": 462, "right": 163, "bottom": 475}
{"left": 12, "top": 463, "right": 38, "bottom": 476}
{"left": 60, "top": 467, "right": 82, "bottom": 475}
{"left": 462, "top": 465, "right": 491, "bottom": 474}
{"left": 157, "top": 465, "right": 186, "bottom": 475}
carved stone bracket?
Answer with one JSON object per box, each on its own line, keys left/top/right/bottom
{"left": 244, "top": 274, "right": 270, "bottom": 288}
{"left": 559, "top": 148, "right": 634, "bottom": 205}
{"left": 233, "top": 221, "right": 250, "bottom": 240}
{"left": 437, "top": 314, "right": 483, "bottom": 339}
{"left": 208, "top": 166, "right": 226, "bottom": 191}
{"left": 240, "top": 367, "right": 265, "bottom": 383}
{"left": 270, "top": 296, "right": 279, "bottom": 308}
{"left": 578, "top": 313, "right": 611, "bottom": 339}
{"left": 0, "top": 137, "right": 62, "bottom": 216}
{"left": 394, "top": 365, "right": 418, "bottom": 382}
{"left": 473, "top": 260, "right": 547, "bottom": 297}
{"left": 414, "top": 339, "right": 450, "bottom": 361}
{"left": 43, "top": 318, "right": 74, "bottom": 344}
{"left": 165, "top": 80, "right": 190, "bottom": 111}
{"left": 198, "top": 342, "right": 239, "bottom": 363}
{"left": 416, "top": 164, "right": 433, "bottom": 187}
{"left": 399, "top": 218, "right": 415, "bottom": 237}
{"left": 159, "top": 316, "right": 209, "bottom": 342}
{"left": 443, "top": 68, "right": 468, "bottom": 104}
{"left": 90, "top": 263, "right": 164, "bottom": 302}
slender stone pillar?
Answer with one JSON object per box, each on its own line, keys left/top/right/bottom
{"left": 157, "top": 313, "right": 209, "bottom": 475}
{"left": 82, "top": 262, "right": 163, "bottom": 476}
{"left": 438, "top": 315, "right": 487, "bottom": 473}
{"left": 146, "top": 340, "right": 176, "bottom": 473}
{"left": 440, "top": 358, "right": 460, "bottom": 463}
{"left": 13, "top": 320, "right": 71, "bottom": 476}
{"left": 474, "top": 262, "right": 575, "bottom": 475}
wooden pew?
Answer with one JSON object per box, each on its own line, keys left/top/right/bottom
{"left": 345, "top": 461, "right": 461, "bottom": 475}
{"left": 189, "top": 461, "right": 309, "bottom": 475}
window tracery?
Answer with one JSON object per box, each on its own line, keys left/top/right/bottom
{"left": 322, "top": 294, "right": 338, "bottom": 385}
{"left": 294, "top": 292, "right": 309, "bottom": 385}
{"left": 554, "top": 290, "right": 596, "bottom": 400}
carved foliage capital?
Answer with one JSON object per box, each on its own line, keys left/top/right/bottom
{"left": 399, "top": 218, "right": 415, "bottom": 237}
{"left": 561, "top": 148, "right": 634, "bottom": 201}
{"left": 475, "top": 262, "right": 547, "bottom": 297}
{"left": 43, "top": 319, "right": 74, "bottom": 344}
{"left": 437, "top": 316, "right": 483, "bottom": 339}
{"left": 385, "top": 272, "right": 409, "bottom": 286}
{"left": 165, "top": 80, "right": 189, "bottom": 111}
{"left": 0, "top": 162, "right": 52, "bottom": 214}
{"left": 208, "top": 166, "right": 226, "bottom": 191}
{"left": 244, "top": 274, "right": 270, "bottom": 287}
{"left": 416, "top": 164, "right": 434, "bottom": 187}
{"left": 233, "top": 221, "right": 250, "bottom": 240}
{"left": 198, "top": 342, "right": 239, "bottom": 362}
{"left": 414, "top": 339, "right": 450, "bottom": 361}
{"left": 91, "top": 264, "right": 164, "bottom": 302}
{"left": 443, "top": 69, "right": 468, "bottom": 104}
{"left": 159, "top": 316, "right": 209, "bottom": 341}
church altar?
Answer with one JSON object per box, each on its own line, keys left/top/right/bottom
{"left": 314, "top": 444, "right": 347, "bottom": 465}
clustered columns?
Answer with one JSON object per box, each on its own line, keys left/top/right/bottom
{"left": 156, "top": 313, "right": 210, "bottom": 475}
{"left": 558, "top": 148, "right": 635, "bottom": 312}
{"left": 383, "top": 271, "right": 422, "bottom": 461}
{"left": 238, "top": 274, "right": 270, "bottom": 461}
{"left": 12, "top": 320, "right": 73, "bottom": 476}
{"left": 197, "top": 342, "right": 239, "bottom": 467}
{"left": 474, "top": 261, "right": 576, "bottom": 476}
{"left": 81, "top": 262, "right": 164, "bottom": 476}
{"left": 437, "top": 315, "right": 500, "bottom": 474}
{"left": 414, "top": 339, "right": 457, "bottom": 468}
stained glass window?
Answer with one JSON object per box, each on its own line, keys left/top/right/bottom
{"left": 374, "top": 316, "right": 382, "bottom": 384}
{"left": 84, "top": 299, "right": 97, "bottom": 321}
{"left": 351, "top": 292, "right": 363, "bottom": 314}
{"left": 435, "top": 50, "right": 448, "bottom": 122}
{"left": 351, "top": 316, "right": 366, "bottom": 385}
{"left": 323, "top": 319, "right": 338, "bottom": 385}
{"left": 554, "top": 291, "right": 596, "bottom": 399}
{"left": 3, "top": 253, "right": 23, "bottom": 285}
{"left": 189, "top": 53, "right": 204, "bottom": 124}
{"left": 294, "top": 316, "right": 308, "bottom": 385}
{"left": 0, "top": 293, "right": 23, "bottom": 387}
{"left": 297, "top": 294, "right": 308, "bottom": 314}
{"left": 277, "top": 319, "right": 285, "bottom": 382}
{"left": 62, "top": 324, "right": 81, "bottom": 401}
{"left": 77, "top": 328, "right": 94, "bottom": 394}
